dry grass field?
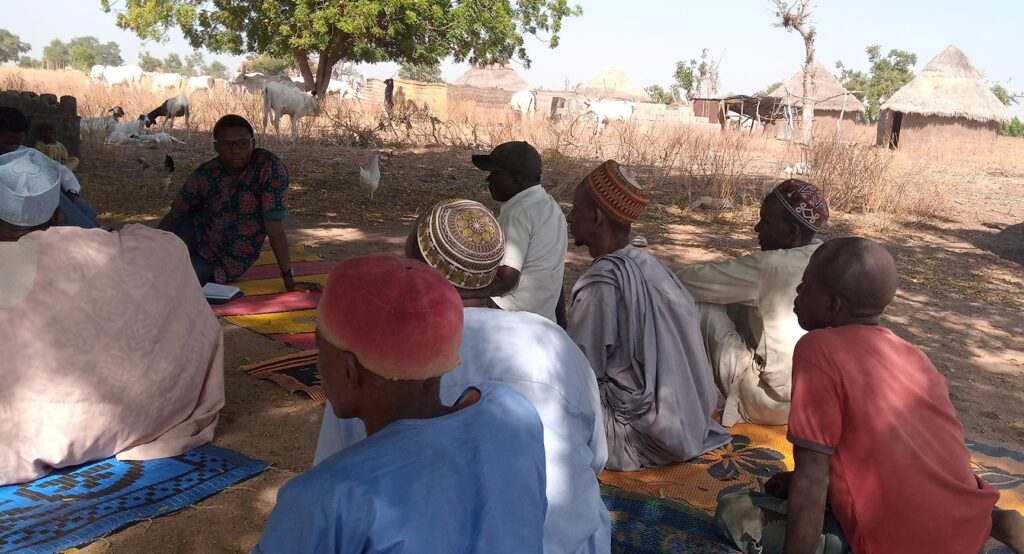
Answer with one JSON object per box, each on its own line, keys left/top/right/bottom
{"left": 3, "top": 66, "right": 1023, "bottom": 552}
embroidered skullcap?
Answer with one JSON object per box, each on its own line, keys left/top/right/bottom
{"left": 583, "top": 160, "right": 649, "bottom": 224}
{"left": 317, "top": 255, "right": 463, "bottom": 380}
{"left": 772, "top": 179, "right": 829, "bottom": 231}
{"left": 417, "top": 199, "right": 505, "bottom": 289}
{"left": 0, "top": 148, "right": 61, "bottom": 227}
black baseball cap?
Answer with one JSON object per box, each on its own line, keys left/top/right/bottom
{"left": 471, "top": 141, "right": 542, "bottom": 180}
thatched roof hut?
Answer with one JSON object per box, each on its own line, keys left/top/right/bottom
{"left": 576, "top": 66, "right": 651, "bottom": 102}
{"left": 876, "top": 45, "right": 1010, "bottom": 151}
{"left": 452, "top": 64, "right": 530, "bottom": 91}
{"left": 768, "top": 60, "right": 866, "bottom": 115}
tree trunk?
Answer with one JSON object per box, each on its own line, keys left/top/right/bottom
{"left": 799, "top": 35, "right": 816, "bottom": 144}
{"left": 314, "top": 54, "right": 337, "bottom": 98}
{"left": 295, "top": 50, "right": 315, "bottom": 92}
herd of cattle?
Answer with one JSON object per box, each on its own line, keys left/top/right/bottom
{"left": 82, "top": 63, "right": 642, "bottom": 140}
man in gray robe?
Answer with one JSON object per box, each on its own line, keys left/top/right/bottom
{"left": 565, "top": 160, "right": 730, "bottom": 471}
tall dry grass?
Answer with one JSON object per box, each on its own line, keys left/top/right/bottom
{"left": 4, "top": 66, "right": 1001, "bottom": 226}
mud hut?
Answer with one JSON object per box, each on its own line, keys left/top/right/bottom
{"left": 876, "top": 45, "right": 1010, "bottom": 151}
{"left": 452, "top": 64, "right": 530, "bottom": 91}
{"left": 576, "top": 66, "right": 651, "bottom": 102}
{"left": 769, "top": 60, "right": 866, "bottom": 135}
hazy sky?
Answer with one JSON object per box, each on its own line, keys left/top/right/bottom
{"left": 5, "top": 1, "right": 1022, "bottom": 117}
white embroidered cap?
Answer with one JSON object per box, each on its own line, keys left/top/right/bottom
{"left": 0, "top": 148, "right": 62, "bottom": 227}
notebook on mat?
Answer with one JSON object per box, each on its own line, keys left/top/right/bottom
{"left": 203, "top": 282, "right": 243, "bottom": 304}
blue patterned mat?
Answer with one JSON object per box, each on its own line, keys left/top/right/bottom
{"left": 602, "top": 485, "right": 740, "bottom": 553}
{"left": 0, "top": 444, "right": 268, "bottom": 554}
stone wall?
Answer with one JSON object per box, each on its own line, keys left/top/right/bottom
{"left": 0, "top": 90, "right": 81, "bottom": 156}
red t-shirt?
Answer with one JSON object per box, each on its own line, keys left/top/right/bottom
{"left": 788, "top": 325, "right": 998, "bottom": 554}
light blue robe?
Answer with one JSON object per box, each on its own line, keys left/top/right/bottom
{"left": 255, "top": 382, "right": 547, "bottom": 554}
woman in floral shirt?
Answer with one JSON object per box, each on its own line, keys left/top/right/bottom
{"left": 157, "top": 114, "right": 319, "bottom": 291}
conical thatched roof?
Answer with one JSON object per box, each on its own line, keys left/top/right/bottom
{"left": 769, "top": 60, "right": 866, "bottom": 113}
{"left": 576, "top": 66, "right": 651, "bottom": 102}
{"left": 880, "top": 45, "right": 1011, "bottom": 123}
{"left": 452, "top": 64, "right": 530, "bottom": 91}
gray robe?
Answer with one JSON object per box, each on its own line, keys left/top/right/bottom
{"left": 568, "top": 245, "right": 730, "bottom": 471}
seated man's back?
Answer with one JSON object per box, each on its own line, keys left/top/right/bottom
{"left": 263, "top": 382, "right": 545, "bottom": 553}
{"left": 790, "top": 325, "right": 997, "bottom": 553}
{"left": 1, "top": 223, "right": 224, "bottom": 484}
{"left": 566, "top": 161, "right": 729, "bottom": 471}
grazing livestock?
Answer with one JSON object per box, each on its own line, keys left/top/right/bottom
{"left": 143, "top": 95, "right": 191, "bottom": 137}
{"left": 186, "top": 76, "right": 215, "bottom": 95}
{"left": 80, "top": 106, "right": 126, "bottom": 140}
{"left": 230, "top": 72, "right": 269, "bottom": 94}
{"left": 583, "top": 99, "right": 635, "bottom": 135}
{"left": 510, "top": 89, "right": 537, "bottom": 119}
{"left": 150, "top": 73, "right": 183, "bottom": 94}
{"left": 107, "top": 117, "right": 149, "bottom": 144}
{"left": 89, "top": 65, "right": 144, "bottom": 88}
{"left": 326, "top": 79, "right": 362, "bottom": 101}
{"left": 262, "top": 81, "right": 319, "bottom": 143}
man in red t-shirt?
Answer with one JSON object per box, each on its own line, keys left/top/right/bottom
{"left": 716, "top": 237, "right": 1024, "bottom": 554}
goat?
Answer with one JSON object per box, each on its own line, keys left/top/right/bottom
{"left": 143, "top": 95, "right": 190, "bottom": 138}
{"left": 80, "top": 106, "right": 126, "bottom": 140}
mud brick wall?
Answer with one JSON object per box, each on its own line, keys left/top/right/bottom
{"left": 0, "top": 90, "right": 81, "bottom": 156}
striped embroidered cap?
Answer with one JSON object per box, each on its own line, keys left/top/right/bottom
{"left": 417, "top": 199, "right": 505, "bottom": 290}
{"left": 583, "top": 160, "right": 649, "bottom": 224}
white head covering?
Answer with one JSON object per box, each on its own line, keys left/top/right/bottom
{"left": 0, "top": 148, "right": 61, "bottom": 227}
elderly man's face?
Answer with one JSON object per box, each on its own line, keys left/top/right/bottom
{"left": 566, "top": 184, "right": 598, "bottom": 250}
{"left": 0, "top": 131, "right": 24, "bottom": 155}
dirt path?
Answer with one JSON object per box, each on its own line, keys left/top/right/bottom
{"left": 71, "top": 141, "right": 1022, "bottom": 552}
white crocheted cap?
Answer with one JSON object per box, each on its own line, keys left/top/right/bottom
{"left": 0, "top": 148, "right": 61, "bottom": 227}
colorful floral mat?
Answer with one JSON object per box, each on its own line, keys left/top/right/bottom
{"left": 600, "top": 424, "right": 1024, "bottom": 516}
{"left": 0, "top": 445, "right": 267, "bottom": 554}
{"left": 213, "top": 246, "right": 331, "bottom": 350}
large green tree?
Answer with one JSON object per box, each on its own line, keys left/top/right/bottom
{"left": 139, "top": 50, "right": 163, "bottom": 71}
{"left": 204, "top": 60, "right": 228, "bottom": 80}
{"left": 63, "top": 36, "right": 123, "bottom": 70}
{"left": 163, "top": 53, "right": 184, "bottom": 73}
{"left": 17, "top": 55, "right": 40, "bottom": 69}
{"left": 43, "top": 39, "right": 70, "bottom": 69}
{"left": 0, "top": 29, "right": 30, "bottom": 63}
{"left": 836, "top": 45, "right": 917, "bottom": 121}
{"left": 241, "top": 54, "right": 293, "bottom": 76}
{"left": 102, "top": 0, "right": 582, "bottom": 96}
{"left": 398, "top": 62, "right": 443, "bottom": 83}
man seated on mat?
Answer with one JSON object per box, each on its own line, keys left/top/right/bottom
{"left": 716, "top": 237, "right": 1024, "bottom": 554}
{"left": 467, "top": 141, "right": 568, "bottom": 326}
{"left": 315, "top": 199, "right": 610, "bottom": 554}
{"left": 0, "top": 147, "right": 224, "bottom": 485}
{"left": 676, "top": 180, "right": 827, "bottom": 426}
{"left": 565, "top": 160, "right": 730, "bottom": 471}
{"left": 156, "top": 114, "right": 319, "bottom": 290}
{"left": 0, "top": 106, "right": 98, "bottom": 229}
{"left": 256, "top": 255, "right": 547, "bottom": 553}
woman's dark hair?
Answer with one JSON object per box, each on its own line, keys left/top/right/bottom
{"left": 0, "top": 107, "right": 30, "bottom": 133}
{"left": 213, "top": 114, "right": 254, "bottom": 139}
{"left": 34, "top": 122, "right": 56, "bottom": 134}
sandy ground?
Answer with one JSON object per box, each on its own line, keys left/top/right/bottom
{"left": 64, "top": 136, "right": 1024, "bottom": 553}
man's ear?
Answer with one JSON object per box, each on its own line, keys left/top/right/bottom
{"left": 593, "top": 204, "right": 608, "bottom": 227}
{"left": 341, "top": 351, "right": 363, "bottom": 388}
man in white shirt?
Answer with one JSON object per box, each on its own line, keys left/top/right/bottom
{"left": 464, "top": 141, "right": 568, "bottom": 326}
{"left": 676, "top": 180, "right": 829, "bottom": 426}
{"left": 316, "top": 199, "right": 610, "bottom": 553}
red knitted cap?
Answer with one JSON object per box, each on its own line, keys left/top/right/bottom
{"left": 583, "top": 160, "right": 649, "bottom": 224}
{"left": 317, "top": 255, "right": 463, "bottom": 380}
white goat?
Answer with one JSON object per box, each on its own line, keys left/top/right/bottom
{"left": 142, "top": 95, "right": 190, "bottom": 138}
{"left": 80, "top": 106, "right": 126, "bottom": 140}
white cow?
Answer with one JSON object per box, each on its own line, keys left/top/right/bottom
{"left": 262, "top": 81, "right": 319, "bottom": 143}
{"left": 510, "top": 89, "right": 537, "bottom": 119}
{"left": 89, "top": 65, "right": 144, "bottom": 88}
{"left": 584, "top": 98, "right": 635, "bottom": 135}
{"left": 326, "top": 79, "right": 362, "bottom": 101}
{"left": 186, "top": 75, "right": 215, "bottom": 95}
{"left": 230, "top": 72, "right": 269, "bottom": 94}
{"left": 150, "top": 73, "right": 183, "bottom": 94}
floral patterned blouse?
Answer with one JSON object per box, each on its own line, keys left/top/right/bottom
{"left": 170, "top": 148, "right": 288, "bottom": 283}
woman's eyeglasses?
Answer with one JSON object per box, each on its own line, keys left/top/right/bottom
{"left": 214, "top": 138, "right": 255, "bottom": 151}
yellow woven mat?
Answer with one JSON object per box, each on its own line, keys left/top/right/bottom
{"left": 221, "top": 309, "right": 318, "bottom": 335}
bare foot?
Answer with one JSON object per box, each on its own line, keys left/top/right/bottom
{"left": 992, "top": 509, "right": 1024, "bottom": 552}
